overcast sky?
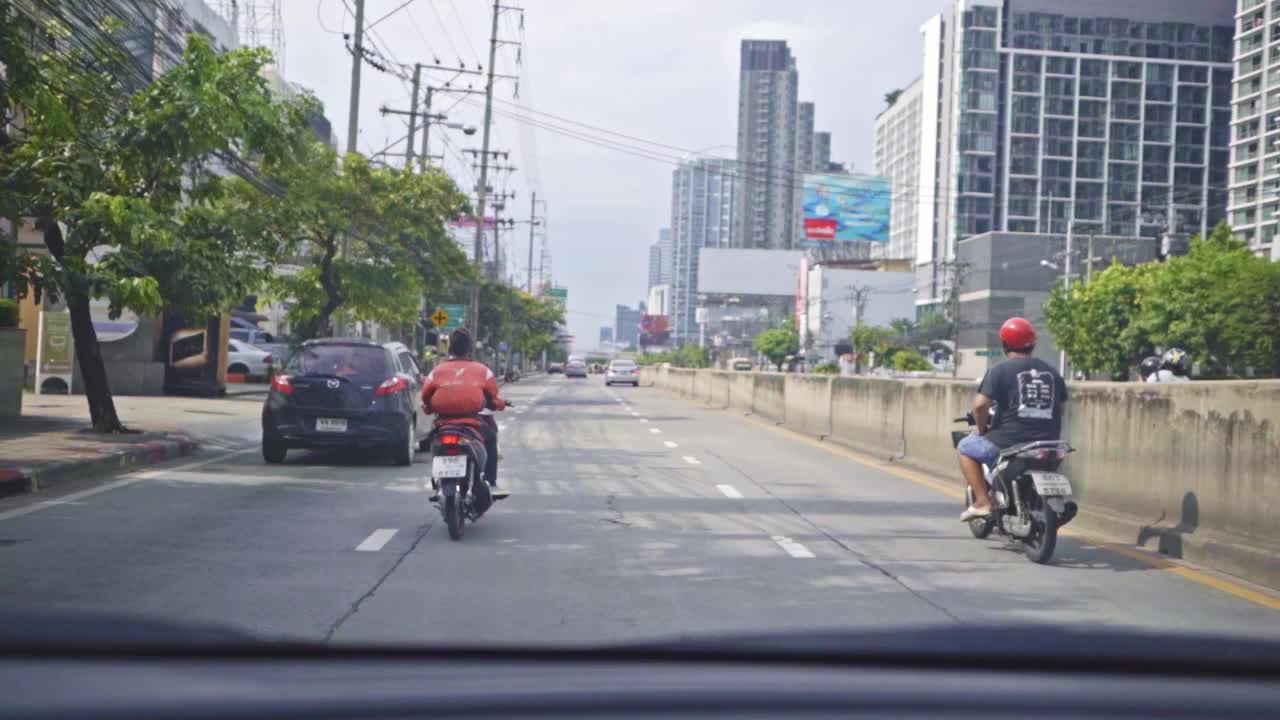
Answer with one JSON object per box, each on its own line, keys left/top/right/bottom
{"left": 280, "top": 0, "right": 947, "bottom": 348}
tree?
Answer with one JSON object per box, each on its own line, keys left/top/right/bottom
{"left": 884, "top": 89, "right": 904, "bottom": 107}
{"left": 1045, "top": 261, "right": 1156, "bottom": 380}
{"left": 1, "top": 21, "right": 309, "bottom": 431}
{"left": 848, "top": 324, "right": 893, "bottom": 372}
{"left": 891, "top": 349, "right": 933, "bottom": 372}
{"left": 1045, "top": 222, "right": 1280, "bottom": 378}
{"left": 755, "top": 322, "right": 798, "bottom": 371}
{"left": 262, "top": 145, "right": 470, "bottom": 342}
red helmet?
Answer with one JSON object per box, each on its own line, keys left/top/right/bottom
{"left": 999, "top": 317, "right": 1036, "bottom": 351}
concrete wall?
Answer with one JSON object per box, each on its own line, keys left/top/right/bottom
{"left": 640, "top": 366, "right": 1280, "bottom": 590}
{"left": 752, "top": 373, "right": 787, "bottom": 424}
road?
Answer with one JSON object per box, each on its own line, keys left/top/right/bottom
{"left": 0, "top": 375, "right": 1276, "bottom": 644}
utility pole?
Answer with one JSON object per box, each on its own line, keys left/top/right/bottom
{"left": 404, "top": 63, "right": 421, "bottom": 168}
{"left": 344, "top": 0, "right": 365, "bottom": 155}
{"left": 527, "top": 192, "right": 539, "bottom": 293}
{"left": 469, "top": 1, "right": 503, "bottom": 331}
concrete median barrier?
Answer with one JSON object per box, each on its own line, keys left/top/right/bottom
{"left": 728, "top": 372, "right": 754, "bottom": 412}
{"left": 751, "top": 373, "right": 786, "bottom": 424}
{"left": 785, "top": 375, "right": 833, "bottom": 438}
{"left": 643, "top": 368, "right": 1280, "bottom": 590}
{"left": 830, "top": 376, "right": 906, "bottom": 458}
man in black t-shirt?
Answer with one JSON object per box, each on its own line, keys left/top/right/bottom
{"left": 957, "top": 317, "right": 1068, "bottom": 522}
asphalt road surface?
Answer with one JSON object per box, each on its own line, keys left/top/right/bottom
{"left": 1, "top": 376, "right": 1276, "bottom": 645}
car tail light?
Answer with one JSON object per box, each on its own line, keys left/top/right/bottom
{"left": 440, "top": 434, "right": 461, "bottom": 445}
{"left": 270, "top": 374, "right": 293, "bottom": 394}
{"left": 375, "top": 377, "right": 409, "bottom": 396}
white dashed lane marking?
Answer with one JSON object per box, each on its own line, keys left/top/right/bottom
{"left": 639, "top": 418, "right": 649, "bottom": 423}
{"left": 356, "top": 529, "right": 398, "bottom": 552}
{"left": 771, "top": 535, "right": 815, "bottom": 559}
{"left": 716, "top": 484, "right": 743, "bottom": 499}
{"left": 682, "top": 456, "right": 701, "bottom": 465}
{"left": 648, "top": 428, "right": 661, "bottom": 434}
{"left": 663, "top": 441, "right": 678, "bottom": 448}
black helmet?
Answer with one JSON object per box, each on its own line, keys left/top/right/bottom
{"left": 448, "top": 327, "right": 473, "bottom": 358}
{"left": 1139, "top": 355, "right": 1161, "bottom": 380}
{"left": 1161, "top": 347, "right": 1191, "bottom": 376}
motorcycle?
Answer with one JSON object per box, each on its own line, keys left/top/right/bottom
{"left": 952, "top": 414, "right": 1079, "bottom": 564}
{"left": 426, "top": 417, "right": 511, "bottom": 541}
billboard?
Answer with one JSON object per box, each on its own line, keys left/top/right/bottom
{"left": 801, "top": 173, "right": 890, "bottom": 246}
{"left": 639, "top": 314, "right": 671, "bottom": 347}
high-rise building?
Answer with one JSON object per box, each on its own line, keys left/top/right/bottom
{"left": 614, "top": 304, "right": 643, "bottom": 349}
{"left": 915, "top": 0, "right": 1234, "bottom": 311}
{"left": 599, "top": 326, "right": 614, "bottom": 345}
{"left": 874, "top": 77, "right": 923, "bottom": 262}
{"left": 670, "top": 158, "right": 737, "bottom": 344}
{"left": 813, "top": 131, "right": 832, "bottom": 170}
{"left": 1230, "top": 1, "right": 1280, "bottom": 260}
{"left": 648, "top": 227, "right": 672, "bottom": 289}
{"left": 735, "top": 39, "right": 799, "bottom": 250}
{"left": 796, "top": 102, "right": 816, "bottom": 172}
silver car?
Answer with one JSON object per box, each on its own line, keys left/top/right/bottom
{"left": 605, "top": 360, "right": 639, "bottom": 387}
{"left": 564, "top": 360, "right": 588, "bottom": 378}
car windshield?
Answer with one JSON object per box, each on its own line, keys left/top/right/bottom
{"left": 287, "top": 345, "right": 392, "bottom": 383}
{"left": 5, "top": 0, "right": 1278, "bottom": 668}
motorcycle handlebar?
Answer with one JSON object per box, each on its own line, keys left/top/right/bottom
{"left": 953, "top": 413, "right": 976, "bottom": 425}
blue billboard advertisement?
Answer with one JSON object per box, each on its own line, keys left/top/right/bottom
{"left": 801, "top": 173, "right": 890, "bottom": 246}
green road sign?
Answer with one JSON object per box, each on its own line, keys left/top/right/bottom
{"left": 975, "top": 349, "right": 1002, "bottom": 357}
{"left": 439, "top": 303, "right": 466, "bottom": 332}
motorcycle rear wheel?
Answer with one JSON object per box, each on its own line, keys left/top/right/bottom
{"left": 964, "top": 486, "right": 994, "bottom": 539}
{"left": 444, "top": 484, "right": 465, "bottom": 541}
{"left": 1022, "top": 492, "right": 1058, "bottom": 564}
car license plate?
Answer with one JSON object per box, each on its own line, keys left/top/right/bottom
{"left": 316, "top": 418, "right": 347, "bottom": 433}
{"left": 1031, "top": 472, "right": 1073, "bottom": 497}
{"left": 432, "top": 455, "right": 468, "bottom": 479}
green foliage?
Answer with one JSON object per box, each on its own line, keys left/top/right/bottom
{"left": 812, "top": 362, "right": 839, "bottom": 375}
{"left": 884, "top": 89, "right": 904, "bottom": 107}
{"left": 672, "top": 345, "right": 710, "bottom": 368}
{"left": 260, "top": 146, "right": 471, "bottom": 340}
{"left": 0, "top": 299, "right": 18, "bottom": 328}
{"left": 754, "top": 322, "right": 799, "bottom": 370}
{"left": 1045, "top": 222, "right": 1280, "bottom": 378}
{"left": 0, "top": 22, "right": 314, "bottom": 430}
{"left": 891, "top": 349, "right": 933, "bottom": 372}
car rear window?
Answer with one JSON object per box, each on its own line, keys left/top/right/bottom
{"left": 611, "top": 362, "right": 635, "bottom": 369}
{"left": 287, "top": 345, "right": 393, "bottom": 383}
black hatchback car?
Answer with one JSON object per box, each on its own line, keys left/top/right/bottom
{"left": 261, "top": 339, "right": 425, "bottom": 465}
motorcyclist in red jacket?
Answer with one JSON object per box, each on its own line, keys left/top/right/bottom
{"left": 421, "top": 328, "right": 507, "bottom": 486}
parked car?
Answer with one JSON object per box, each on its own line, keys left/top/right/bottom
{"left": 227, "top": 339, "right": 274, "bottom": 380}
{"left": 261, "top": 339, "right": 425, "bottom": 466}
{"left": 547, "top": 362, "right": 564, "bottom": 374}
{"left": 731, "top": 358, "right": 753, "bottom": 372}
{"left": 605, "top": 359, "right": 639, "bottom": 387}
{"left": 564, "top": 360, "right": 588, "bottom": 378}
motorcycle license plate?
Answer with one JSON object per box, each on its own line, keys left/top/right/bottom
{"left": 432, "top": 455, "right": 468, "bottom": 479}
{"left": 316, "top": 418, "right": 347, "bottom": 432}
{"left": 1031, "top": 472, "right": 1073, "bottom": 497}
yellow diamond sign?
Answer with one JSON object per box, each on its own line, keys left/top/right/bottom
{"left": 430, "top": 308, "right": 450, "bottom": 329}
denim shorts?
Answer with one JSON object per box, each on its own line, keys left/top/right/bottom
{"left": 957, "top": 432, "right": 1001, "bottom": 466}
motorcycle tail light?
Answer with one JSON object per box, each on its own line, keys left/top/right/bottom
{"left": 440, "top": 434, "right": 461, "bottom": 445}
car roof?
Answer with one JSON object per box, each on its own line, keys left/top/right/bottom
{"left": 304, "top": 337, "right": 382, "bottom": 348}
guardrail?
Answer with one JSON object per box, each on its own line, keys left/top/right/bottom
{"left": 641, "top": 366, "right": 1280, "bottom": 591}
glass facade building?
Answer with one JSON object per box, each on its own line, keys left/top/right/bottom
{"left": 734, "top": 40, "right": 799, "bottom": 250}
{"left": 916, "top": 0, "right": 1235, "bottom": 309}
{"left": 874, "top": 76, "right": 924, "bottom": 262}
{"left": 670, "top": 159, "right": 737, "bottom": 343}
{"left": 1228, "top": 0, "right": 1280, "bottom": 260}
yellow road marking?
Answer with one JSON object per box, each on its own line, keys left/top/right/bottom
{"left": 730, "top": 406, "right": 1280, "bottom": 612}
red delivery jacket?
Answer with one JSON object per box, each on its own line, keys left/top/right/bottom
{"left": 421, "top": 359, "right": 506, "bottom": 428}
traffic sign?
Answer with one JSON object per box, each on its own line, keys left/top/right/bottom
{"left": 976, "top": 349, "right": 1002, "bottom": 357}
{"left": 430, "top": 308, "right": 450, "bottom": 329}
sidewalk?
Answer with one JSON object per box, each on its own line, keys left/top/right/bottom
{"left": 0, "top": 391, "right": 265, "bottom": 498}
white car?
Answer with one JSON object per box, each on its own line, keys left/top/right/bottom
{"left": 605, "top": 360, "right": 639, "bottom": 387}
{"left": 227, "top": 339, "right": 274, "bottom": 379}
